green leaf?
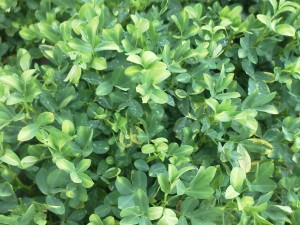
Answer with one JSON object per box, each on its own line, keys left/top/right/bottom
{"left": 18, "top": 124, "right": 39, "bottom": 142}
{"left": 68, "top": 38, "right": 93, "bottom": 52}
{"left": 241, "top": 138, "right": 273, "bottom": 154}
{"left": 102, "top": 167, "right": 121, "bottom": 179}
{"left": 127, "top": 54, "right": 142, "bottom": 65}
{"left": 242, "top": 92, "right": 276, "bottom": 110}
{"left": 75, "top": 126, "right": 93, "bottom": 147}
{"left": 176, "top": 73, "right": 191, "bottom": 83}
{"left": 128, "top": 99, "right": 143, "bottom": 117}
{"left": 91, "top": 57, "right": 107, "bottom": 70}
{"left": 70, "top": 171, "right": 82, "bottom": 183}
{"left": 37, "top": 22, "right": 60, "bottom": 43}
{"left": 257, "top": 14, "right": 272, "bottom": 29}
{"left": 96, "top": 82, "right": 113, "bottom": 96}
{"left": 76, "top": 159, "right": 91, "bottom": 173}
{"left": 46, "top": 195, "right": 65, "bottom": 215}
{"left": 94, "top": 41, "right": 121, "bottom": 52}
{"left": 132, "top": 171, "right": 147, "bottom": 191}
{"left": 125, "top": 66, "right": 142, "bottom": 75}
{"left": 88, "top": 214, "right": 104, "bottom": 225}
{"left": 18, "top": 49, "right": 31, "bottom": 71}
{"left": 142, "top": 51, "right": 158, "bottom": 68}
{"left": 20, "top": 204, "right": 35, "bottom": 225}
{"left": 230, "top": 167, "right": 246, "bottom": 192}
{"left": 225, "top": 185, "right": 240, "bottom": 199}
{"left": 157, "top": 173, "right": 170, "bottom": 193}
{"left": 148, "top": 62, "right": 171, "bottom": 84}
{"left": 189, "top": 166, "right": 217, "bottom": 188}
{"left": 0, "top": 182, "right": 13, "bottom": 197}
{"left": 133, "top": 189, "right": 149, "bottom": 213}
{"left": 215, "top": 92, "right": 241, "bottom": 100}
{"left": 0, "top": 149, "right": 20, "bottom": 166}
{"left": 180, "top": 197, "right": 199, "bottom": 215}
{"left": 20, "top": 156, "right": 39, "bottom": 169}
{"left": 134, "top": 159, "right": 149, "bottom": 172}
{"left": 147, "top": 207, "right": 164, "bottom": 220}
{"left": 120, "top": 206, "right": 141, "bottom": 218}
{"left": 150, "top": 89, "right": 169, "bottom": 104}
{"left": 36, "top": 168, "right": 49, "bottom": 195}
{"left": 237, "top": 144, "right": 252, "bottom": 173}
{"left": 0, "top": 75, "right": 22, "bottom": 93}
{"left": 252, "top": 179, "right": 277, "bottom": 193}
{"left": 64, "top": 64, "right": 82, "bottom": 85}
{"left": 141, "top": 144, "right": 155, "bottom": 154}
{"left": 157, "top": 208, "right": 178, "bottom": 225}
{"left": 170, "top": 145, "right": 193, "bottom": 156}
{"left": 275, "top": 24, "right": 296, "bottom": 37}
{"left": 118, "top": 194, "right": 135, "bottom": 210}
{"left": 79, "top": 172, "right": 94, "bottom": 188}
{"left": 185, "top": 186, "right": 215, "bottom": 199}
{"left": 116, "top": 176, "right": 134, "bottom": 195}
{"left": 56, "top": 158, "right": 75, "bottom": 173}
{"left": 62, "top": 120, "right": 75, "bottom": 134}
{"left": 36, "top": 112, "right": 55, "bottom": 126}
{"left": 257, "top": 161, "right": 274, "bottom": 180}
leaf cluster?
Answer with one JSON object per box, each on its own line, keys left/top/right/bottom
{"left": 1, "top": 0, "right": 300, "bottom": 224}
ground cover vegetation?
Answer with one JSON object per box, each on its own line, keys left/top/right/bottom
{"left": 0, "top": 0, "right": 300, "bottom": 224}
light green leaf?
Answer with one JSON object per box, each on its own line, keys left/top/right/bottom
{"left": 56, "top": 158, "right": 75, "bottom": 173}
{"left": 147, "top": 207, "right": 164, "bottom": 220}
{"left": 215, "top": 92, "right": 241, "bottom": 100}
{"left": 127, "top": 54, "right": 142, "bottom": 65}
{"left": 46, "top": 195, "right": 65, "bottom": 215}
{"left": 64, "top": 64, "right": 82, "bottom": 85}
{"left": 257, "top": 14, "right": 272, "bottom": 29}
{"left": 133, "top": 189, "right": 149, "bottom": 213}
{"left": 18, "top": 124, "right": 39, "bottom": 142}
{"left": 94, "top": 41, "right": 121, "bottom": 52}
{"left": 76, "top": 159, "right": 91, "bottom": 173}
{"left": 125, "top": 66, "right": 142, "bottom": 76}
{"left": 0, "top": 182, "right": 13, "bottom": 197}
{"left": 68, "top": 38, "right": 93, "bottom": 52}
{"left": 142, "top": 144, "right": 155, "bottom": 154}
{"left": 20, "top": 156, "right": 39, "bottom": 169}
{"left": 38, "top": 22, "right": 60, "bottom": 43}
{"left": 189, "top": 166, "right": 217, "bottom": 188}
{"left": 275, "top": 24, "right": 295, "bottom": 37}
{"left": 150, "top": 89, "right": 169, "bottom": 104}
{"left": 147, "top": 62, "right": 171, "bottom": 84}
{"left": 230, "top": 167, "right": 246, "bottom": 192}
{"left": 91, "top": 57, "right": 107, "bottom": 70}
{"left": 225, "top": 185, "right": 240, "bottom": 199}
{"left": 0, "top": 75, "right": 22, "bottom": 93}
{"left": 88, "top": 214, "right": 104, "bottom": 225}
{"left": 36, "top": 112, "right": 55, "bottom": 126}
{"left": 142, "top": 51, "right": 158, "bottom": 68}
{"left": 157, "top": 208, "right": 178, "bottom": 225}
{"left": 157, "top": 173, "right": 170, "bottom": 193}
{"left": 237, "top": 144, "right": 252, "bottom": 173}
{"left": 79, "top": 172, "right": 94, "bottom": 188}
{"left": 0, "top": 149, "right": 20, "bottom": 166}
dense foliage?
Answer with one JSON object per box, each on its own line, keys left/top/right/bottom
{"left": 1, "top": 0, "right": 300, "bottom": 224}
